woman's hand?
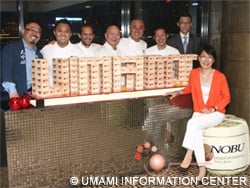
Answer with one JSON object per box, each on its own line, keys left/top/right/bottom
{"left": 201, "top": 107, "right": 216, "bottom": 114}
{"left": 163, "top": 90, "right": 181, "bottom": 100}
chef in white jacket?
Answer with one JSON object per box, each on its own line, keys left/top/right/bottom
{"left": 75, "top": 24, "right": 101, "bottom": 57}
{"left": 96, "top": 25, "right": 121, "bottom": 57}
{"left": 145, "top": 27, "right": 180, "bottom": 55}
{"left": 117, "top": 19, "right": 147, "bottom": 56}
{"left": 41, "top": 19, "right": 83, "bottom": 86}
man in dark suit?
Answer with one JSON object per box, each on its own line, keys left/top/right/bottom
{"left": 167, "top": 12, "right": 201, "bottom": 67}
{"left": 1, "top": 21, "right": 43, "bottom": 106}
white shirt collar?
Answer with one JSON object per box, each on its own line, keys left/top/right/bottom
{"left": 104, "top": 42, "right": 116, "bottom": 50}
{"left": 55, "top": 41, "right": 72, "bottom": 49}
{"left": 129, "top": 36, "right": 141, "bottom": 43}
{"left": 79, "top": 42, "right": 93, "bottom": 49}
{"left": 180, "top": 32, "right": 189, "bottom": 38}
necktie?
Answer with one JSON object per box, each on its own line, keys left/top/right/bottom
{"left": 183, "top": 36, "right": 188, "bottom": 54}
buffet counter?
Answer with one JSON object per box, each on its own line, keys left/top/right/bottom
{"left": 1, "top": 88, "right": 192, "bottom": 187}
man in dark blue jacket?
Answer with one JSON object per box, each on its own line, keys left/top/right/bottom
{"left": 1, "top": 21, "right": 43, "bottom": 107}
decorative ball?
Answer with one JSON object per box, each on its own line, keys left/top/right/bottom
{"left": 144, "top": 141, "right": 151, "bottom": 149}
{"left": 149, "top": 154, "right": 165, "bottom": 171}
{"left": 151, "top": 145, "right": 158, "bottom": 152}
{"left": 135, "top": 153, "right": 141, "bottom": 160}
{"left": 136, "top": 145, "right": 143, "bottom": 153}
{"left": 20, "top": 95, "right": 30, "bottom": 109}
{"left": 8, "top": 97, "right": 21, "bottom": 110}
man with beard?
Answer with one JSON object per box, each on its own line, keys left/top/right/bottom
{"left": 75, "top": 24, "right": 101, "bottom": 57}
{"left": 1, "top": 21, "right": 43, "bottom": 103}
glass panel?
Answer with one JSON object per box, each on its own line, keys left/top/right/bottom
{"left": 0, "top": 1, "right": 205, "bottom": 49}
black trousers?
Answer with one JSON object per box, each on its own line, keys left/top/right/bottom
{"left": 0, "top": 91, "right": 8, "bottom": 166}
{"left": 1, "top": 90, "right": 10, "bottom": 111}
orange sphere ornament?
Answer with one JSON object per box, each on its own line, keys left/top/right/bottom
{"left": 151, "top": 145, "right": 158, "bottom": 152}
{"left": 144, "top": 141, "right": 151, "bottom": 149}
{"left": 149, "top": 154, "right": 165, "bottom": 171}
{"left": 136, "top": 145, "right": 143, "bottom": 153}
{"left": 135, "top": 153, "right": 142, "bottom": 160}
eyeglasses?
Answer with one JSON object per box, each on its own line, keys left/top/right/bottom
{"left": 25, "top": 28, "right": 41, "bottom": 35}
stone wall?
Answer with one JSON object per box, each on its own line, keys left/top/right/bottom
{"left": 209, "top": 1, "right": 223, "bottom": 69}
{"left": 211, "top": 1, "right": 250, "bottom": 124}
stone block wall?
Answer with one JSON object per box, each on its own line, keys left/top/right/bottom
{"left": 210, "top": 1, "right": 250, "bottom": 124}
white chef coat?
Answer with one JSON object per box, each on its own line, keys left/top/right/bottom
{"left": 145, "top": 45, "right": 180, "bottom": 56}
{"left": 75, "top": 42, "right": 101, "bottom": 57}
{"left": 117, "top": 36, "right": 147, "bottom": 56}
{"left": 41, "top": 42, "right": 83, "bottom": 86}
{"left": 96, "top": 42, "right": 120, "bottom": 57}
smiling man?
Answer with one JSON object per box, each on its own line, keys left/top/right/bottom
{"left": 75, "top": 24, "right": 101, "bottom": 57}
{"left": 145, "top": 27, "right": 180, "bottom": 55}
{"left": 117, "top": 19, "right": 147, "bottom": 56}
{"left": 41, "top": 19, "right": 83, "bottom": 86}
{"left": 167, "top": 12, "right": 201, "bottom": 55}
{"left": 96, "top": 24, "right": 121, "bottom": 57}
{"left": 1, "top": 21, "right": 43, "bottom": 101}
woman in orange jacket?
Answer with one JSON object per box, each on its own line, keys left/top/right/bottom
{"left": 165, "top": 45, "right": 231, "bottom": 183}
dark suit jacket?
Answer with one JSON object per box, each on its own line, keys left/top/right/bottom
{"left": 167, "top": 33, "right": 201, "bottom": 54}
{"left": 167, "top": 33, "right": 201, "bottom": 68}
{"left": 1, "top": 39, "right": 43, "bottom": 101}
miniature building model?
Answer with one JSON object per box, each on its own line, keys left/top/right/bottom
{"left": 69, "top": 57, "right": 79, "bottom": 96}
{"left": 113, "top": 56, "right": 144, "bottom": 92}
{"left": 53, "top": 58, "right": 70, "bottom": 97}
{"left": 172, "top": 54, "right": 196, "bottom": 86}
{"left": 31, "top": 59, "right": 51, "bottom": 98}
{"left": 78, "top": 57, "right": 89, "bottom": 95}
{"left": 32, "top": 54, "right": 197, "bottom": 98}
{"left": 87, "top": 57, "right": 113, "bottom": 94}
{"left": 144, "top": 56, "right": 173, "bottom": 89}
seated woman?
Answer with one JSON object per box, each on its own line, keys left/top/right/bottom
{"left": 165, "top": 45, "right": 231, "bottom": 183}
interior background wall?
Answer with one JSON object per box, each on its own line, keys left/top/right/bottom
{"left": 210, "top": 1, "right": 250, "bottom": 124}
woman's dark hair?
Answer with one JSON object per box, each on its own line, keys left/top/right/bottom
{"left": 199, "top": 44, "right": 217, "bottom": 62}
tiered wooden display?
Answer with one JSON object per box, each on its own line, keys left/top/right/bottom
{"left": 32, "top": 54, "right": 197, "bottom": 99}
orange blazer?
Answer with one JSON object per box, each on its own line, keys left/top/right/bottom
{"left": 182, "top": 68, "right": 231, "bottom": 113}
